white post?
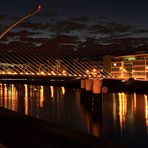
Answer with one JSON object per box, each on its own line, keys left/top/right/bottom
{"left": 0, "top": 6, "right": 41, "bottom": 39}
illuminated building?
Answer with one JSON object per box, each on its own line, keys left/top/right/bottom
{"left": 111, "top": 54, "right": 148, "bottom": 79}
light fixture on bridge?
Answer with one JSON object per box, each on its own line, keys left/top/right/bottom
{"left": 51, "top": 71, "right": 55, "bottom": 75}
{"left": 93, "top": 68, "right": 97, "bottom": 72}
{"left": 7, "top": 71, "right": 12, "bottom": 74}
{"left": 86, "top": 70, "right": 89, "bottom": 73}
{"left": 40, "top": 71, "right": 45, "bottom": 75}
{"left": 62, "top": 70, "right": 67, "bottom": 75}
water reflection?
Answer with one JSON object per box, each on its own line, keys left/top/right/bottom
{"left": 80, "top": 92, "right": 102, "bottom": 137}
{"left": 118, "top": 92, "right": 127, "bottom": 134}
{"left": 1, "top": 83, "right": 148, "bottom": 146}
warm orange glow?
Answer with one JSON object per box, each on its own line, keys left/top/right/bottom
{"left": 133, "top": 93, "right": 137, "bottom": 113}
{"left": 118, "top": 92, "right": 127, "bottom": 133}
{"left": 4, "top": 84, "right": 7, "bottom": 108}
{"left": 62, "top": 70, "right": 66, "bottom": 74}
{"left": 40, "top": 71, "right": 45, "bottom": 75}
{"left": 112, "top": 93, "right": 117, "bottom": 124}
{"left": 113, "top": 63, "right": 117, "bottom": 66}
{"left": 12, "top": 84, "right": 18, "bottom": 111}
{"left": 61, "top": 87, "right": 65, "bottom": 95}
{"left": 93, "top": 68, "right": 97, "bottom": 72}
{"left": 40, "top": 86, "right": 44, "bottom": 107}
{"left": 144, "top": 95, "right": 148, "bottom": 127}
{"left": 24, "top": 84, "right": 28, "bottom": 115}
{"left": 86, "top": 70, "right": 89, "bottom": 73}
{"left": 50, "top": 86, "right": 54, "bottom": 98}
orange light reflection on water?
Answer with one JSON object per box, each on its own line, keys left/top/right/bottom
{"left": 144, "top": 94, "right": 148, "bottom": 132}
{"left": 40, "top": 86, "right": 44, "bottom": 107}
{"left": 118, "top": 92, "right": 127, "bottom": 134}
{"left": 24, "top": 84, "right": 28, "bottom": 115}
{"left": 50, "top": 86, "right": 54, "bottom": 98}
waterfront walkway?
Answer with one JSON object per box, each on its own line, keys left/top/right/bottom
{"left": 0, "top": 108, "right": 127, "bottom": 148}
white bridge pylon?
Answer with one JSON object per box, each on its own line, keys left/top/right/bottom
{"left": 0, "top": 5, "right": 113, "bottom": 79}
{"left": 0, "top": 5, "right": 41, "bottom": 39}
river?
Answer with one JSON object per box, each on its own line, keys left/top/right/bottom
{"left": 0, "top": 83, "right": 148, "bottom": 147}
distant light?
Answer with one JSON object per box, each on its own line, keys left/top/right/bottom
{"left": 62, "top": 70, "right": 66, "bottom": 74}
{"left": 93, "top": 68, "right": 97, "bottom": 72}
{"left": 113, "top": 63, "right": 117, "bottom": 66}
{"left": 40, "top": 71, "right": 45, "bottom": 75}
{"left": 37, "top": 5, "right": 41, "bottom": 11}
{"left": 86, "top": 70, "right": 89, "bottom": 73}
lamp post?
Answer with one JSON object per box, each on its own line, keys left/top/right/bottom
{"left": 0, "top": 5, "right": 41, "bottom": 40}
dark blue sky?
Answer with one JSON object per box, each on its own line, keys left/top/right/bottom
{"left": 1, "top": 0, "right": 148, "bottom": 26}
{"left": 1, "top": 0, "right": 148, "bottom": 56}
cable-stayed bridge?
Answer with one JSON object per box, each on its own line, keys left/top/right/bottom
{"left": 0, "top": 6, "right": 112, "bottom": 82}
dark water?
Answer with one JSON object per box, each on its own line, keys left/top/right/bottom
{"left": 0, "top": 83, "right": 148, "bottom": 147}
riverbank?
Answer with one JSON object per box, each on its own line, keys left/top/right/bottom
{"left": 0, "top": 107, "right": 127, "bottom": 148}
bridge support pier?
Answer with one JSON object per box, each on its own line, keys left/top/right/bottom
{"left": 81, "top": 79, "right": 86, "bottom": 89}
{"left": 85, "top": 79, "right": 93, "bottom": 91}
{"left": 92, "top": 79, "right": 102, "bottom": 94}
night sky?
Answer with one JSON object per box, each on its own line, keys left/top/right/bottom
{"left": 1, "top": 0, "right": 148, "bottom": 56}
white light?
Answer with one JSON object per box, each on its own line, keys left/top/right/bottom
{"left": 93, "top": 68, "right": 97, "bottom": 72}
{"left": 86, "top": 70, "right": 89, "bottom": 73}
{"left": 113, "top": 63, "right": 117, "bottom": 66}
